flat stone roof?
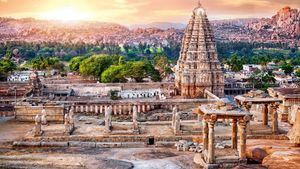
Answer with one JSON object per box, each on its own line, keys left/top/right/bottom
{"left": 196, "top": 105, "right": 251, "bottom": 119}
{"left": 235, "top": 95, "right": 282, "bottom": 104}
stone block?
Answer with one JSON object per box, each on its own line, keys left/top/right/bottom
{"left": 69, "top": 141, "right": 96, "bottom": 148}
{"left": 96, "top": 142, "right": 121, "bottom": 148}
{"left": 121, "top": 142, "right": 146, "bottom": 148}
{"left": 13, "top": 141, "right": 41, "bottom": 147}
{"left": 41, "top": 142, "right": 68, "bottom": 147}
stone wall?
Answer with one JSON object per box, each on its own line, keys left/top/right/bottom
{"left": 15, "top": 106, "right": 65, "bottom": 122}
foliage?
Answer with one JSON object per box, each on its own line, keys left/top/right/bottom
{"left": 69, "top": 56, "right": 85, "bottom": 72}
{"left": 280, "top": 62, "right": 294, "bottom": 75}
{"left": 248, "top": 71, "right": 276, "bottom": 91}
{"left": 78, "top": 55, "right": 116, "bottom": 79}
{"left": 30, "top": 57, "right": 61, "bottom": 70}
{"left": 225, "top": 54, "right": 244, "bottom": 72}
{"left": 101, "top": 60, "right": 161, "bottom": 83}
{"left": 154, "top": 54, "right": 173, "bottom": 78}
{"left": 295, "top": 68, "right": 300, "bottom": 77}
{"left": 0, "top": 58, "right": 17, "bottom": 79}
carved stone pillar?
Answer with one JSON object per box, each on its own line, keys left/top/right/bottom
{"left": 262, "top": 104, "right": 268, "bottom": 126}
{"left": 207, "top": 119, "right": 216, "bottom": 164}
{"left": 202, "top": 120, "right": 209, "bottom": 150}
{"left": 142, "top": 105, "right": 146, "bottom": 112}
{"left": 232, "top": 119, "right": 238, "bottom": 149}
{"left": 271, "top": 105, "right": 279, "bottom": 134}
{"left": 238, "top": 116, "right": 250, "bottom": 160}
{"left": 85, "top": 105, "right": 89, "bottom": 113}
{"left": 137, "top": 105, "right": 141, "bottom": 113}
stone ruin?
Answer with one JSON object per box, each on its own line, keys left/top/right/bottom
{"left": 34, "top": 114, "right": 43, "bottom": 137}
{"left": 243, "top": 89, "right": 269, "bottom": 98}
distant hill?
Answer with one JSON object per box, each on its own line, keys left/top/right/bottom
{"left": 0, "top": 6, "right": 299, "bottom": 45}
{"left": 130, "top": 22, "right": 186, "bottom": 30}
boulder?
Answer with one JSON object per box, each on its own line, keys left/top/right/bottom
{"left": 246, "top": 146, "right": 269, "bottom": 163}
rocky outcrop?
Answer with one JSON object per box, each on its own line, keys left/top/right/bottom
{"left": 250, "top": 6, "right": 300, "bottom": 40}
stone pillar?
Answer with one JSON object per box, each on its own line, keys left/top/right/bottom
{"left": 142, "top": 105, "right": 146, "bottom": 112}
{"left": 100, "top": 105, "right": 103, "bottom": 114}
{"left": 119, "top": 105, "right": 122, "bottom": 115}
{"left": 75, "top": 106, "right": 79, "bottom": 113}
{"left": 147, "top": 105, "right": 151, "bottom": 111}
{"left": 105, "top": 106, "right": 112, "bottom": 133}
{"left": 113, "top": 105, "right": 117, "bottom": 115}
{"left": 232, "top": 119, "right": 238, "bottom": 149}
{"left": 174, "top": 111, "right": 181, "bottom": 134}
{"left": 80, "top": 105, "right": 84, "bottom": 113}
{"left": 128, "top": 104, "right": 132, "bottom": 115}
{"left": 262, "top": 104, "right": 268, "bottom": 126}
{"left": 34, "top": 114, "right": 42, "bottom": 136}
{"left": 137, "top": 105, "right": 141, "bottom": 113}
{"left": 271, "top": 105, "right": 279, "bottom": 134}
{"left": 172, "top": 106, "right": 178, "bottom": 127}
{"left": 85, "top": 105, "right": 89, "bottom": 113}
{"left": 238, "top": 119, "right": 248, "bottom": 160}
{"left": 202, "top": 120, "right": 209, "bottom": 150}
{"left": 95, "top": 105, "right": 98, "bottom": 114}
{"left": 90, "top": 105, "right": 93, "bottom": 113}
{"left": 207, "top": 119, "right": 216, "bottom": 164}
{"left": 133, "top": 105, "right": 138, "bottom": 131}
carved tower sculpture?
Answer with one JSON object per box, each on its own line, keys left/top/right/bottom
{"left": 175, "top": 2, "right": 224, "bottom": 98}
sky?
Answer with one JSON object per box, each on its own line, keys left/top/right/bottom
{"left": 0, "top": 0, "right": 299, "bottom": 25}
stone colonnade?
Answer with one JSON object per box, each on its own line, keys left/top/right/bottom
{"left": 202, "top": 114, "right": 250, "bottom": 164}
{"left": 72, "top": 103, "right": 179, "bottom": 115}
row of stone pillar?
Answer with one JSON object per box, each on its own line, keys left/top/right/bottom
{"left": 240, "top": 102, "right": 279, "bottom": 134}
{"left": 72, "top": 104, "right": 178, "bottom": 115}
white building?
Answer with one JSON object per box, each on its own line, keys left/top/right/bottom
{"left": 243, "top": 64, "right": 262, "bottom": 72}
{"left": 118, "top": 89, "right": 163, "bottom": 99}
{"left": 7, "top": 71, "right": 47, "bottom": 82}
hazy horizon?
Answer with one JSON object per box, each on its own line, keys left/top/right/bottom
{"left": 0, "top": 0, "right": 299, "bottom": 25}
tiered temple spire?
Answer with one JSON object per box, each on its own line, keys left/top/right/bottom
{"left": 175, "top": 2, "right": 224, "bottom": 98}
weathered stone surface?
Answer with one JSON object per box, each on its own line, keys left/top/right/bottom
{"left": 246, "top": 146, "right": 269, "bottom": 163}
{"left": 40, "top": 142, "right": 68, "bottom": 147}
{"left": 12, "top": 141, "right": 41, "bottom": 147}
{"left": 193, "top": 153, "right": 203, "bottom": 165}
{"left": 68, "top": 141, "right": 96, "bottom": 148}
{"left": 262, "top": 151, "right": 300, "bottom": 169}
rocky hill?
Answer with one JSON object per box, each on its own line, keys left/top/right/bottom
{"left": 0, "top": 6, "right": 299, "bottom": 45}
{"left": 249, "top": 6, "right": 300, "bottom": 40}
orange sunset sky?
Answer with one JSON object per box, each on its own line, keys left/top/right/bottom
{"left": 0, "top": 0, "right": 299, "bottom": 24}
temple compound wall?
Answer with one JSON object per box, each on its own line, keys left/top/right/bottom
{"left": 44, "top": 82, "right": 175, "bottom": 98}
{"left": 15, "top": 105, "right": 65, "bottom": 122}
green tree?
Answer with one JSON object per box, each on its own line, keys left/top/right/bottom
{"left": 295, "top": 68, "right": 300, "bottom": 77}
{"left": 226, "top": 54, "right": 243, "bottom": 72}
{"left": 0, "top": 58, "right": 17, "bottom": 80}
{"left": 69, "top": 56, "right": 85, "bottom": 72}
{"left": 79, "top": 55, "right": 116, "bottom": 80}
{"left": 280, "top": 62, "right": 294, "bottom": 75}
{"left": 154, "top": 54, "right": 173, "bottom": 78}
{"left": 101, "top": 65, "right": 126, "bottom": 83}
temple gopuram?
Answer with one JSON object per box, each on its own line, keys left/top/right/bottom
{"left": 175, "top": 2, "right": 224, "bottom": 98}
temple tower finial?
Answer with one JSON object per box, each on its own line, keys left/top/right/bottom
{"left": 198, "top": 0, "right": 202, "bottom": 7}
